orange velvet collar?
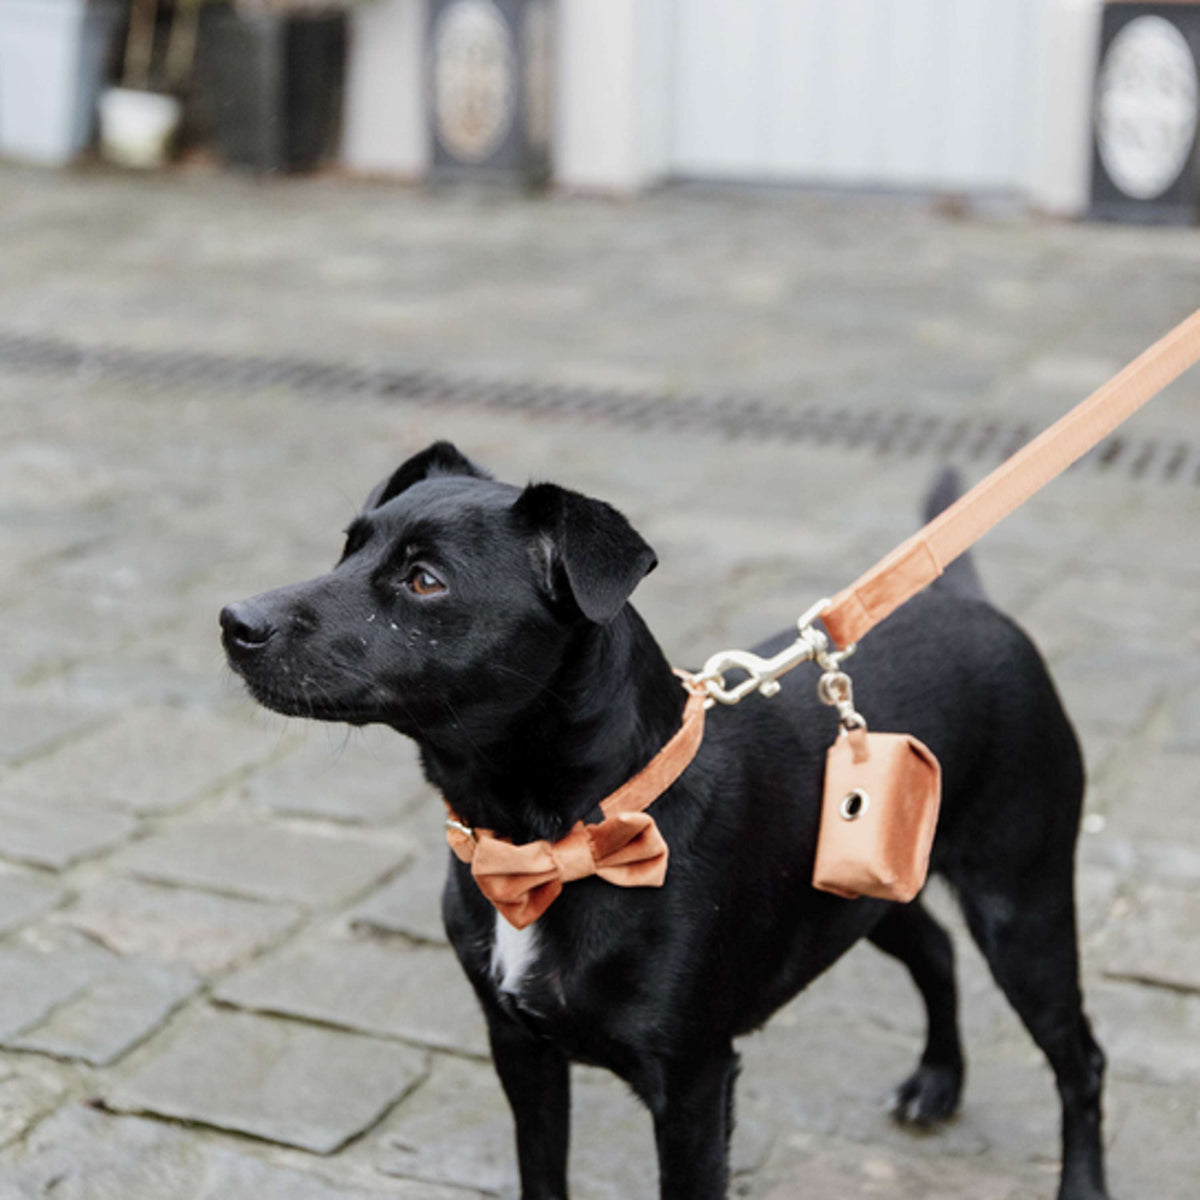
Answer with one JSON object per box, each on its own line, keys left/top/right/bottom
{"left": 445, "top": 679, "right": 706, "bottom": 929}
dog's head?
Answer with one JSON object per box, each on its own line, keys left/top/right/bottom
{"left": 220, "top": 442, "right": 657, "bottom": 739}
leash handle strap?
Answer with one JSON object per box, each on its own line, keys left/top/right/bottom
{"left": 822, "top": 308, "right": 1200, "bottom": 649}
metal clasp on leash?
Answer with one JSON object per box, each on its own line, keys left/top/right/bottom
{"left": 816, "top": 667, "right": 867, "bottom": 732}
{"left": 694, "top": 599, "right": 856, "bottom": 707}
{"left": 445, "top": 817, "right": 477, "bottom": 842}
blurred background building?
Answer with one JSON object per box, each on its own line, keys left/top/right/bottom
{"left": 3, "top": 0, "right": 1199, "bottom": 222}
{"left": 350, "top": 0, "right": 1100, "bottom": 209}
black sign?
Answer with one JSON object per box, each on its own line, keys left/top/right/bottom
{"left": 427, "top": 0, "right": 552, "bottom": 183}
{"left": 1091, "top": 3, "right": 1200, "bottom": 223}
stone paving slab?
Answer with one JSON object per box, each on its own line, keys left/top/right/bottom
{"left": 1097, "top": 751, "right": 1200, "bottom": 848}
{"left": 1091, "top": 979, "right": 1200, "bottom": 1087}
{"left": 10, "top": 563, "right": 203, "bottom": 681}
{"left": 362, "top": 1054, "right": 518, "bottom": 1196}
{"left": 0, "top": 426, "right": 125, "bottom": 508}
{"left": 1076, "top": 862, "right": 1121, "bottom": 942}
{"left": 0, "top": 867, "right": 66, "bottom": 935}
{"left": 1082, "top": 832, "right": 1200, "bottom": 889}
{"left": 0, "top": 699, "right": 104, "bottom": 766}
{"left": 12, "top": 958, "right": 197, "bottom": 1067}
{"left": 753, "top": 1130, "right": 1032, "bottom": 1200}
{"left": 1163, "top": 681, "right": 1200, "bottom": 752}
{"left": 1101, "top": 883, "right": 1200, "bottom": 993}
{"left": 49, "top": 877, "right": 301, "bottom": 976}
{"left": 0, "top": 589, "right": 182, "bottom": 691}
{"left": 1009, "top": 565, "right": 1200, "bottom": 663}
{"left": 109, "top": 819, "right": 414, "bottom": 907}
{"left": 216, "top": 932, "right": 489, "bottom": 1058}
{"left": 345, "top": 841, "right": 449, "bottom": 946}
{"left": 47, "top": 643, "right": 233, "bottom": 713}
{"left": 237, "top": 726, "right": 428, "bottom": 825}
{"left": 106, "top": 1007, "right": 428, "bottom": 1155}
{"left": 0, "top": 706, "right": 275, "bottom": 814}
{"left": 1049, "top": 648, "right": 1179, "bottom": 738}
{"left": 1105, "top": 1080, "right": 1200, "bottom": 1200}
{"left": 0, "top": 942, "right": 101, "bottom": 1043}
{"left": 0, "top": 1104, "right": 478, "bottom": 1200}
{"left": 1076, "top": 727, "right": 1120, "bottom": 787}
{"left": 0, "top": 797, "right": 138, "bottom": 869}
{"left": 0, "top": 936, "right": 198, "bottom": 1066}
{"left": 0, "top": 1059, "right": 68, "bottom": 1150}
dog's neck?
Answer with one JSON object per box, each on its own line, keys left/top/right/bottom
{"left": 418, "top": 605, "right": 686, "bottom": 843}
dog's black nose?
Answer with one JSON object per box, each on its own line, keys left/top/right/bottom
{"left": 220, "top": 602, "right": 275, "bottom": 653}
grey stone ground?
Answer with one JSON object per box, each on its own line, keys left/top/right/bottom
{"left": 0, "top": 163, "right": 1198, "bottom": 1199}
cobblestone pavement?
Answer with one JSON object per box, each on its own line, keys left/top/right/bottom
{"left": 0, "top": 165, "right": 1199, "bottom": 1199}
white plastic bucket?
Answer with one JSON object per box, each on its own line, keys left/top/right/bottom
{"left": 98, "top": 86, "right": 182, "bottom": 169}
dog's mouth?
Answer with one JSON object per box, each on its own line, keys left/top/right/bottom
{"left": 236, "top": 673, "right": 382, "bottom": 726}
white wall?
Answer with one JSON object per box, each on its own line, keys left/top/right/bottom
{"left": 669, "top": 0, "right": 1042, "bottom": 193}
{"left": 554, "top": 0, "right": 673, "bottom": 192}
{"left": 666, "top": 0, "right": 1102, "bottom": 210}
{"left": 1028, "top": 0, "right": 1103, "bottom": 214}
{"left": 338, "top": 0, "right": 1102, "bottom": 208}
{"left": 342, "top": 0, "right": 428, "bottom": 178}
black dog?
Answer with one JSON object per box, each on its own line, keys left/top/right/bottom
{"left": 221, "top": 442, "right": 1108, "bottom": 1200}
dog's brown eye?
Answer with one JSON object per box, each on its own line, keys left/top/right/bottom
{"left": 407, "top": 567, "right": 446, "bottom": 596}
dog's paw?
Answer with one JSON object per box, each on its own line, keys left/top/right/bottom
{"left": 1056, "top": 1173, "right": 1111, "bottom": 1200}
{"left": 1056, "top": 1188, "right": 1110, "bottom": 1200}
{"left": 888, "top": 1062, "right": 963, "bottom": 1127}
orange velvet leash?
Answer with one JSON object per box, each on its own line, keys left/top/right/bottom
{"left": 822, "top": 308, "right": 1200, "bottom": 649}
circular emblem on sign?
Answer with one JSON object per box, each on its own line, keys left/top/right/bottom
{"left": 1096, "top": 15, "right": 1199, "bottom": 201}
{"left": 432, "top": 0, "right": 517, "bottom": 164}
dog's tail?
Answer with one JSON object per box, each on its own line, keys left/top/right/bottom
{"left": 923, "top": 467, "right": 987, "bottom": 601}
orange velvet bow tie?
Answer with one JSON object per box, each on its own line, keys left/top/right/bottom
{"left": 445, "top": 682, "right": 706, "bottom": 929}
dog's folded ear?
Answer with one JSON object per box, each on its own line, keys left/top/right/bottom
{"left": 514, "top": 483, "right": 657, "bottom": 624}
{"left": 365, "top": 442, "right": 491, "bottom": 510}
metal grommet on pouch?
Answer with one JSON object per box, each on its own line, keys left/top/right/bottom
{"left": 839, "top": 789, "right": 869, "bottom": 821}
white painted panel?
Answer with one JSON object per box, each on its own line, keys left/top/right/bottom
{"left": 670, "top": 0, "right": 767, "bottom": 174}
{"left": 878, "top": 0, "right": 943, "bottom": 185}
{"left": 939, "top": 0, "right": 992, "bottom": 187}
{"left": 556, "top": 0, "right": 674, "bottom": 191}
{"left": 1028, "top": 0, "right": 1104, "bottom": 214}
{"left": 342, "top": 0, "right": 428, "bottom": 177}
{"left": 669, "top": 0, "right": 1051, "bottom": 196}
{"left": 760, "top": 0, "right": 823, "bottom": 176}
{"left": 824, "top": 0, "right": 883, "bottom": 181}
{"left": 938, "top": 0, "right": 1035, "bottom": 189}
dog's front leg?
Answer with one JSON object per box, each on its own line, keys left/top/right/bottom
{"left": 651, "top": 1047, "right": 740, "bottom": 1200}
{"left": 489, "top": 1014, "right": 571, "bottom": 1200}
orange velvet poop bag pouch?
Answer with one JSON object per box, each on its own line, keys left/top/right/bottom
{"left": 812, "top": 726, "right": 941, "bottom": 903}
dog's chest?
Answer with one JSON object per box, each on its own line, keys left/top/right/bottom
{"left": 490, "top": 912, "right": 541, "bottom": 995}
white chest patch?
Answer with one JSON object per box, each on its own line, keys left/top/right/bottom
{"left": 491, "top": 913, "right": 540, "bottom": 994}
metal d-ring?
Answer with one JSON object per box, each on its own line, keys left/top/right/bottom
{"left": 445, "top": 817, "right": 477, "bottom": 842}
